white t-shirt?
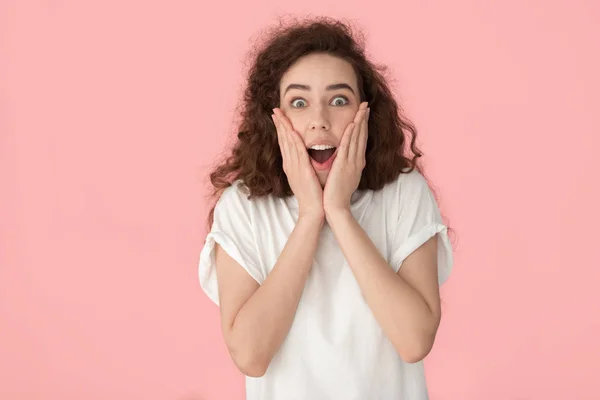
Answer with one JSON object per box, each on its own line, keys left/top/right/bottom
{"left": 198, "top": 169, "right": 453, "bottom": 400}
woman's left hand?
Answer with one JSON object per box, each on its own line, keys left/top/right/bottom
{"left": 323, "top": 101, "right": 370, "bottom": 216}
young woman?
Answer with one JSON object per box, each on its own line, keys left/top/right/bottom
{"left": 199, "top": 17, "right": 453, "bottom": 400}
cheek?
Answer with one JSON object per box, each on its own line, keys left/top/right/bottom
{"left": 333, "top": 113, "right": 356, "bottom": 138}
{"left": 286, "top": 114, "right": 309, "bottom": 135}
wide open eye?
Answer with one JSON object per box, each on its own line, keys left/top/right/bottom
{"left": 331, "top": 96, "right": 349, "bottom": 106}
{"left": 291, "top": 98, "right": 307, "bottom": 108}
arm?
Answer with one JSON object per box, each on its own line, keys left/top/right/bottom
{"left": 326, "top": 209, "right": 441, "bottom": 363}
{"left": 214, "top": 214, "right": 323, "bottom": 377}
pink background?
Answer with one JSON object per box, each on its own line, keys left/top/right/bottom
{"left": 2, "top": 0, "right": 599, "bottom": 399}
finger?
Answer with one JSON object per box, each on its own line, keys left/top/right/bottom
{"left": 337, "top": 121, "right": 355, "bottom": 161}
{"left": 272, "top": 114, "right": 285, "bottom": 155}
{"left": 287, "top": 125, "right": 310, "bottom": 162}
{"left": 349, "top": 108, "right": 367, "bottom": 160}
{"left": 274, "top": 108, "right": 304, "bottom": 164}
{"left": 347, "top": 102, "right": 367, "bottom": 157}
{"left": 272, "top": 113, "right": 282, "bottom": 145}
{"left": 354, "top": 102, "right": 368, "bottom": 124}
{"left": 356, "top": 107, "right": 369, "bottom": 162}
{"left": 272, "top": 114, "right": 290, "bottom": 166}
{"left": 273, "top": 109, "right": 293, "bottom": 152}
{"left": 273, "top": 108, "right": 296, "bottom": 136}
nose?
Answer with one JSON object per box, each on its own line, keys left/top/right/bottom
{"left": 308, "top": 107, "right": 331, "bottom": 131}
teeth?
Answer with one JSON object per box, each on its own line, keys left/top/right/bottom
{"left": 309, "top": 144, "right": 335, "bottom": 150}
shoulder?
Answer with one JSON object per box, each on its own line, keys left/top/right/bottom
{"left": 214, "top": 180, "right": 284, "bottom": 219}
{"left": 384, "top": 168, "right": 432, "bottom": 202}
{"left": 383, "top": 168, "right": 442, "bottom": 223}
{"left": 398, "top": 167, "right": 428, "bottom": 188}
{"left": 211, "top": 181, "right": 256, "bottom": 226}
{"left": 215, "top": 180, "right": 252, "bottom": 209}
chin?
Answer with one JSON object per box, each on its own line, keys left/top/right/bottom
{"left": 317, "top": 173, "right": 329, "bottom": 187}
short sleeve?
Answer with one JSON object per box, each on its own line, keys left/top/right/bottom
{"left": 198, "top": 182, "right": 264, "bottom": 306}
{"left": 389, "top": 170, "right": 453, "bottom": 285}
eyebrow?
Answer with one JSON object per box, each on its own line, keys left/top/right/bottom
{"left": 283, "top": 83, "right": 355, "bottom": 96}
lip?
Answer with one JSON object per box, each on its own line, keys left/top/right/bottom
{"left": 305, "top": 140, "right": 338, "bottom": 150}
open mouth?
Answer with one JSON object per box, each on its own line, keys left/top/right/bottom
{"left": 308, "top": 147, "right": 337, "bottom": 164}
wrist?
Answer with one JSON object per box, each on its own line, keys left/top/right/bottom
{"left": 297, "top": 211, "right": 325, "bottom": 227}
{"left": 324, "top": 207, "right": 352, "bottom": 223}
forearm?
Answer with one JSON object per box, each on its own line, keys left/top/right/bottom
{"left": 326, "top": 210, "right": 439, "bottom": 362}
{"left": 230, "top": 215, "right": 323, "bottom": 373}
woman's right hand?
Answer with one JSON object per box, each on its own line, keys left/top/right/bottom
{"left": 272, "top": 109, "right": 324, "bottom": 223}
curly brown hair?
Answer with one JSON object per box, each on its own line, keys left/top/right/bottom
{"left": 206, "top": 16, "right": 432, "bottom": 230}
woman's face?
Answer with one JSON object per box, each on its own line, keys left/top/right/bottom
{"left": 278, "top": 53, "right": 361, "bottom": 186}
